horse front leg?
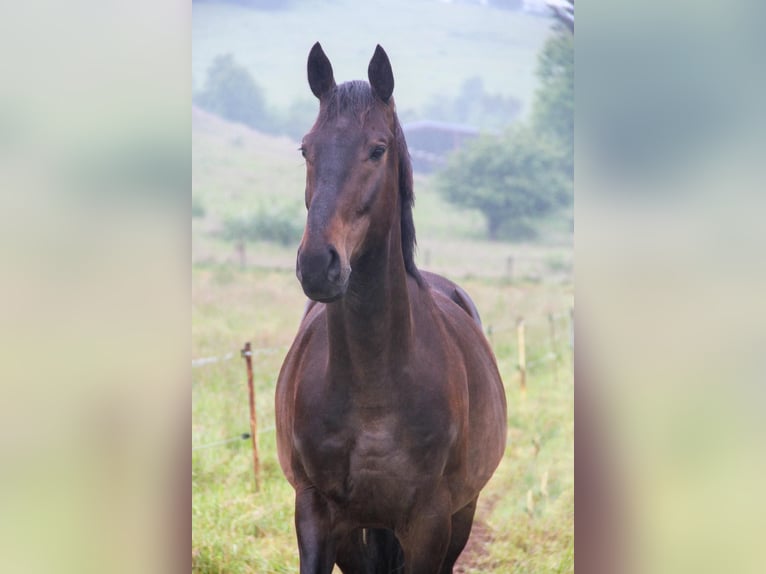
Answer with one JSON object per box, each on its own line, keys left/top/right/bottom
{"left": 440, "top": 497, "right": 478, "bottom": 574}
{"left": 395, "top": 487, "right": 453, "bottom": 574}
{"left": 294, "top": 487, "right": 336, "bottom": 574}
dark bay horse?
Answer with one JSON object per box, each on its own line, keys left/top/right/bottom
{"left": 276, "top": 42, "right": 507, "bottom": 574}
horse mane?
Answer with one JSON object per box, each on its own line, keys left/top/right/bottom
{"left": 394, "top": 112, "right": 424, "bottom": 286}
{"left": 317, "top": 81, "right": 424, "bottom": 286}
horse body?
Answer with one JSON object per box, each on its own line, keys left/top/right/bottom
{"left": 276, "top": 43, "right": 506, "bottom": 574}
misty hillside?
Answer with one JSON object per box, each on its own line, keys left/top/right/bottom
{"left": 193, "top": 104, "right": 305, "bottom": 217}
{"left": 193, "top": 0, "right": 554, "bottom": 121}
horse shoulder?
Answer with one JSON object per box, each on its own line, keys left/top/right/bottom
{"left": 275, "top": 303, "right": 329, "bottom": 487}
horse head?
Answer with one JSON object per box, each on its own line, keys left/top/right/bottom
{"left": 296, "top": 42, "right": 417, "bottom": 302}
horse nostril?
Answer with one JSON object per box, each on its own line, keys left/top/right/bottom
{"left": 327, "top": 246, "right": 341, "bottom": 282}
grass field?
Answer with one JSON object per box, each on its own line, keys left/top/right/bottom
{"left": 192, "top": 0, "right": 554, "bottom": 116}
{"left": 192, "top": 105, "right": 573, "bottom": 572}
{"left": 192, "top": 265, "right": 573, "bottom": 573}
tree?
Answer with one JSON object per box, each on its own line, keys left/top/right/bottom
{"left": 194, "top": 54, "right": 272, "bottom": 132}
{"left": 436, "top": 125, "right": 568, "bottom": 240}
{"left": 533, "top": 30, "right": 574, "bottom": 177}
{"left": 434, "top": 23, "right": 574, "bottom": 240}
{"left": 547, "top": 0, "right": 574, "bottom": 32}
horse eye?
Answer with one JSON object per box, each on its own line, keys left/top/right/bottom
{"left": 369, "top": 145, "right": 386, "bottom": 161}
{"left": 299, "top": 146, "right": 307, "bottom": 158}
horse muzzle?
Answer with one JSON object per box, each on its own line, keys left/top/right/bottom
{"left": 296, "top": 245, "right": 350, "bottom": 302}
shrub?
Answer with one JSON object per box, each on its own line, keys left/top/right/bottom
{"left": 219, "top": 203, "right": 303, "bottom": 246}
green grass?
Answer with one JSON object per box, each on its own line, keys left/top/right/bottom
{"left": 192, "top": 0, "right": 554, "bottom": 116}
{"left": 192, "top": 265, "right": 573, "bottom": 573}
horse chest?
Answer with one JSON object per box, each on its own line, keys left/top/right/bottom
{"left": 295, "top": 408, "right": 446, "bottom": 513}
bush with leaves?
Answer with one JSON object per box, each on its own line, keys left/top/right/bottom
{"left": 219, "top": 203, "right": 303, "bottom": 246}
{"left": 436, "top": 125, "right": 568, "bottom": 240}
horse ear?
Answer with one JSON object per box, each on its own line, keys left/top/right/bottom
{"left": 307, "top": 42, "right": 336, "bottom": 100}
{"left": 368, "top": 44, "right": 394, "bottom": 103}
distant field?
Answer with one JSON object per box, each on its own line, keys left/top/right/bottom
{"left": 192, "top": 106, "right": 573, "bottom": 279}
{"left": 192, "top": 0, "right": 554, "bottom": 116}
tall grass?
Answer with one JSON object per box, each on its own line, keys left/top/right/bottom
{"left": 192, "top": 265, "right": 573, "bottom": 573}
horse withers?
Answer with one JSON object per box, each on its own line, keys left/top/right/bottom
{"left": 275, "top": 42, "right": 507, "bottom": 574}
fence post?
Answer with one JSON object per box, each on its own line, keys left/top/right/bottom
{"left": 241, "top": 342, "right": 260, "bottom": 490}
{"left": 237, "top": 240, "right": 246, "bottom": 269}
{"left": 516, "top": 317, "right": 527, "bottom": 397}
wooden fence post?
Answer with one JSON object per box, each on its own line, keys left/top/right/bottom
{"left": 516, "top": 317, "right": 527, "bottom": 397}
{"left": 237, "top": 240, "right": 246, "bottom": 269}
{"left": 241, "top": 342, "right": 260, "bottom": 490}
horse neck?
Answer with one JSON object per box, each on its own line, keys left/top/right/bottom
{"left": 325, "top": 214, "right": 413, "bottom": 382}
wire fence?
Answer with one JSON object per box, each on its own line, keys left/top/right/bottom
{"left": 192, "top": 433, "right": 250, "bottom": 451}
{"left": 192, "top": 345, "right": 287, "bottom": 368}
{"left": 192, "top": 308, "right": 573, "bottom": 454}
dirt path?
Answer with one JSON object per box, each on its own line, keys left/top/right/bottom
{"left": 453, "top": 518, "right": 494, "bottom": 573}
{"left": 453, "top": 494, "right": 500, "bottom": 573}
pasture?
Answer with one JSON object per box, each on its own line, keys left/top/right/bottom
{"left": 192, "top": 267, "right": 573, "bottom": 573}
{"left": 192, "top": 109, "right": 572, "bottom": 572}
